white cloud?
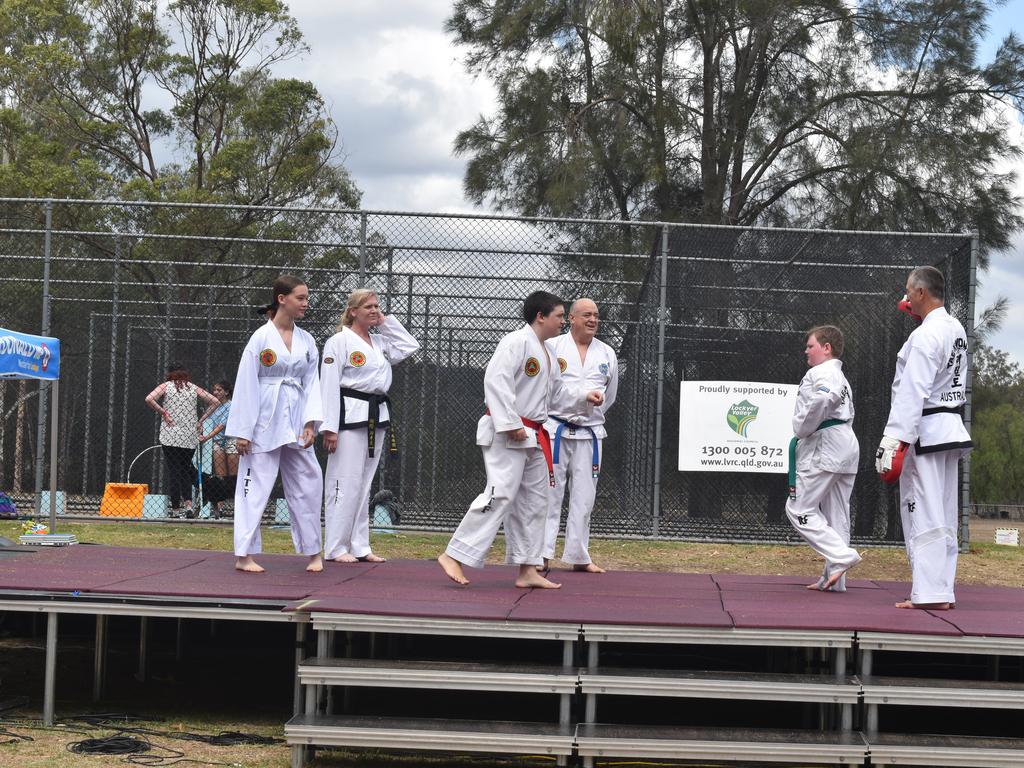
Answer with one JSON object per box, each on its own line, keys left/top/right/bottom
{"left": 279, "top": 2, "right": 495, "bottom": 212}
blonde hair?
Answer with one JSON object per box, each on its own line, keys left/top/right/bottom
{"left": 337, "top": 289, "right": 378, "bottom": 331}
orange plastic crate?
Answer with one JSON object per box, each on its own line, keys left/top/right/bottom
{"left": 99, "top": 483, "right": 148, "bottom": 518}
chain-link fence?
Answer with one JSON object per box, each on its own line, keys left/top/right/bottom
{"left": 0, "top": 198, "right": 975, "bottom": 545}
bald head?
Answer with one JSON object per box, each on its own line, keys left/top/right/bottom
{"left": 568, "top": 298, "right": 600, "bottom": 343}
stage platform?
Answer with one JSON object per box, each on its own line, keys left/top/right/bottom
{"left": 1, "top": 545, "right": 1023, "bottom": 766}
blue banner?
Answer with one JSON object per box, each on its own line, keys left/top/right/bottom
{"left": 0, "top": 327, "right": 60, "bottom": 380}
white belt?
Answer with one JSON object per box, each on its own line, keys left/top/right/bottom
{"left": 258, "top": 376, "right": 303, "bottom": 429}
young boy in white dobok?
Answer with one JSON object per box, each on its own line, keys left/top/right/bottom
{"left": 786, "top": 325, "right": 862, "bottom": 592}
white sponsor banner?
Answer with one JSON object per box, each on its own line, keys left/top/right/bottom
{"left": 678, "top": 380, "right": 798, "bottom": 473}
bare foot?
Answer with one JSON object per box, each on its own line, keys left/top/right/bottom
{"left": 515, "top": 568, "right": 561, "bottom": 589}
{"left": 235, "top": 556, "right": 264, "bottom": 573}
{"left": 573, "top": 563, "right": 605, "bottom": 573}
{"left": 359, "top": 553, "right": 386, "bottom": 563}
{"left": 306, "top": 555, "right": 323, "bottom": 572}
{"left": 806, "top": 578, "right": 826, "bottom": 591}
{"left": 823, "top": 569, "right": 849, "bottom": 591}
{"left": 895, "top": 600, "right": 952, "bottom": 610}
{"left": 535, "top": 565, "right": 545, "bottom": 572}
{"left": 332, "top": 554, "right": 358, "bottom": 563}
{"left": 438, "top": 553, "right": 469, "bottom": 585}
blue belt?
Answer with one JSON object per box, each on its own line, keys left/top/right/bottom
{"left": 551, "top": 416, "right": 600, "bottom": 478}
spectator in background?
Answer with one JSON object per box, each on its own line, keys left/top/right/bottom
{"left": 145, "top": 365, "right": 220, "bottom": 518}
{"left": 199, "top": 380, "right": 237, "bottom": 518}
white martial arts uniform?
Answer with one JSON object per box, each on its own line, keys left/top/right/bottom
{"left": 227, "top": 321, "right": 324, "bottom": 558}
{"left": 320, "top": 316, "right": 419, "bottom": 560}
{"left": 539, "top": 333, "right": 618, "bottom": 564}
{"left": 884, "top": 307, "right": 972, "bottom": 605}
{"left": 446, "top": 325, "right": 585, "bottom": 569}
{"left": 785, "top": 358, "right": 861, "bottom": 591}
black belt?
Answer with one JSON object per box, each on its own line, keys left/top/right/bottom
{"left": 339, "top": 387, "right": 397, "bottom": 457}
{"left": 922, "top": 405, "right": 965, "bottom": 417}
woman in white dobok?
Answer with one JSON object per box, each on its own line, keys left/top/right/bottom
{"left": 320, "top": 289, "right": 419, "bottom": 563}
{"left": 227, "top": 275, "right": 324, "bottom": 574}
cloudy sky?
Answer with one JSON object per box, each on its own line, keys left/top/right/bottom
{"left": 277, "top": 0, "right": 1024, "bottom": 363}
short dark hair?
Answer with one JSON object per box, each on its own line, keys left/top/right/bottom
{"left": 522, "top": 291, "right": 565, "bottom": 324}
{"left": 909, "top": 266, "right": 944, "bottom": 300}
{"left": 216, "top": 379, "right": 233, "bottom": 398}
{"left": 807, "top": 325, "right": 844, "bottom": 359}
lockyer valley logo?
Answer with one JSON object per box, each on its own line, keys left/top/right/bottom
{"left": 726, "top": 400, "right": 758, "bottom": 437}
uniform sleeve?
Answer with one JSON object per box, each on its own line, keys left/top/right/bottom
{"left": 601, "top": 353, "right": 619, "bottom": 416}
{"left": 549, "top": 355, "right": 587, "bottom": 411}
{"left": 320, "top": 334, "right": 343, "bottom": 433}
{"left": 791, "top": 371, "right": 841, "bottom": 439}
{"left": 226, "top": 337, "right": 260, "bottom": 441}
{"left": 301, "top": 335, "right": 324, "bottom": 431}
{"left": 484, "top": 336, "right": 524, "bottom": 432}
{"left": 884, "top": 335, "right": 940, "bottom": 443}
{"left": 377, "top": 315, "right": 420, "bottom": 364}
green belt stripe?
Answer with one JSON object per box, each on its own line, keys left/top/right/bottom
{"left": 787, "top": 419, "right": 849, "bottom": 490}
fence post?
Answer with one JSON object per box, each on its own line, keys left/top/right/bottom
{"left": 651, "top": 225, "right": 670, "bottom": 537}
{"left": 961, "top": 232, "right": 979, "bottom": 553}
{"left": 104, "top": 235, "right": 122, "bottom": 483}
{"left": 82, "top": 312, "right": 96, "bottom": 493}
{"left": 33, "top": 199, "right": 53, "bottom": 515}
{"left": 358, "top": 212, "right": 368, "bottom": 284}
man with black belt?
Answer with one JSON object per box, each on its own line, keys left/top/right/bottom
{"left": 876, "top": 266, "right": 972, "bottom": 609}
{"left": 785, "top": 325, "right": 861, "bottom": 591}
{"left": 539, "top": 298, "right": 618, "bottom": 572}
{"left": 438, "top": 291, "right": 604, "bottom": 587}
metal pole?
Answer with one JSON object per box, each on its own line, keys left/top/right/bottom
{"left": 650, "top": 225, "right": 670, "bottom": 537}
{"left": 34, "top": 200, "right": 54, "bottom": 515}
{"left": 961, "top": 233, "right": 979, "bottom": 553}
{"left": 43, "top": 612, "right": 58, "bottom": 726}
{"left": 358, "top": 212, "right": 367, "bottom": 284}
{"left": 119, "top": 328, "right": 133, "bottom": 479}
{"left": 105, "top": 236, "right": 122, "bottom": 483}
{"left": 93, "top": 615, "right": 107, "bottom": 702}
{"left": 48, "top": 380, "right": 58, "bottom": 530}
{"left": 385, "top": 246, "right": 393, "bottom": 313}
{"left": 82, "top": 312, "right": 96, "bottom": 494}
{"left": 293, "top": 623, "right": 307, "bottom": 717}
{"left": 135, "top": 616, "right": 148, "bottom": 682}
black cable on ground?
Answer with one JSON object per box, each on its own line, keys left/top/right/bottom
{"left": 0, "top": 725, "right": 33, "bottom": 745}
{"left": 67, "top": 734, "right": 150, "bottom": 755}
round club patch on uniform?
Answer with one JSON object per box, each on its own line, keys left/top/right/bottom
{"left": 558, "top": 357, "right": 568, "bottom": 373}
{"left": 323, "top": 356, "right": 334, "bottom": 364}
{"left": 259, "top": 349, "right": 277, "bottom": 367}
{"left": 349, "top": 351, "right": 367, "bottom": 367}
{"left": 599, "top": 362, "right": 609, "bottom": 375}
{"left": 524, "top": 357, "right": 540, "bottom": 377}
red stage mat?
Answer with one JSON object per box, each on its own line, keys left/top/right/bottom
{"left": 0, "top": 546, "right": 1020, "bottom": 638}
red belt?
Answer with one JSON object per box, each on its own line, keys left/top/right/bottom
{"left": 486, "top": 410, "right": 555, "bottom": 487}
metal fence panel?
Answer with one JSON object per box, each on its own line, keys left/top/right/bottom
{"left": 0, "top": 199, "right": 973, "bottom": 545}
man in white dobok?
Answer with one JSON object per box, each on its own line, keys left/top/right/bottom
{"left": 540, "top": 298, "right": 618, "bottom": 572}
{"left": 438, "top": 291, "right": 604, "bottom": 588}
{"left": 876, "top": 266, "right": 972, "bottom": 610}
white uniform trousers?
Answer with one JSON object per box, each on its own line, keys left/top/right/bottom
{"left": 447, "top": 442, "right": 548, "bottom": 569}
{"left": 323, "top": 427, "right": 384, "bottom": 560}
{"left": 785, "top": 467, "right": 860, "bottom": 591}
{"left": 233, "top": 445, "right": 323, "bottom": 557}
{"left": 542, "top": 438, "right": 601, "bottom": 564}
{"left": 899, "top": 446, "right": 960, "bottom": 605}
